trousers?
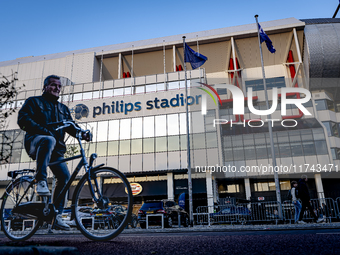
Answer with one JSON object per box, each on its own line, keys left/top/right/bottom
{"left": 28, "top": 135, "right": 70, "bottom": 214}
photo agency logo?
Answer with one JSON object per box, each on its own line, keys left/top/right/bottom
{"left": 198, "top": 83, "right": 312, "bottom": 128}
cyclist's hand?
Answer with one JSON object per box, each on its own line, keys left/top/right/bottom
{"left": 82, "top": 131, "right": 92, "bottom": 141}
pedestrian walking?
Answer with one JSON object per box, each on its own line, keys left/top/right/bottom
{"left": 291, "top": 181, "right": 302, "bottom": 224}
{"left": 297, "top": 175, "right": 324, "bottom": 223}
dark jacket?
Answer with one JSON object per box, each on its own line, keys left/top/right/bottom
{"left": 17, "top": 93, "right": 77, "bottom": 158}
{"left": 297, "top": 179, "right": 310, "bottom": 201}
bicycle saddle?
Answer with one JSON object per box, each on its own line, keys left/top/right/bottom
{"left": 7, "top": 169, "right": 35, "bottom": 179}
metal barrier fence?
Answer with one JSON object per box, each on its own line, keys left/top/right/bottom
{"left": 196, "top": 198, "right": 340, "bottom": 225}
{"left": 195, "top": 201, "right": 281, "bottom": 225}
{"left": 336, "top": 197, "right": 340, "bottom": 219}
{"left": 283, "top": 198, "right": 338, "bottom": 223}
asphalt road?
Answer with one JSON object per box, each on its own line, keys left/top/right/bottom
{"left": 1, "top": 229, "right": 340, "bottom": 255}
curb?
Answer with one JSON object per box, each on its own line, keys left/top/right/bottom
{"left": 33, "top": 222, "right": 340, "bottom": 235}
{"left": 0, "top": 246, "right": 79, "bottom": 255}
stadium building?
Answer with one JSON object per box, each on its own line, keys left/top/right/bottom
{"left": 1, "top": 17, "right": 340, "bottom": 211}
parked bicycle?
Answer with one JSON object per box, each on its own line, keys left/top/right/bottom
{"left": 1, "top": 120, "right": 133, "bottom": 241}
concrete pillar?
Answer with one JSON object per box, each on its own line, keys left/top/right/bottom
{"left": 167, "top": 172, "right": 174, "bottom": 201}
{"left": 314, "top": 173, "right": 325, "bottom": 199}
{"left": 244, "top": 178, "right": 252, "bottom": 201}
{"left": 206, "top": 171, "right": 214, "bottom": 213}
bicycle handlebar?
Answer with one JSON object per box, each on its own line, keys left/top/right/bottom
{"left": 47, "top": 120, "right": 91, "bottom": 140}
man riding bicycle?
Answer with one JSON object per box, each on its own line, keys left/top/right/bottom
{"left": 17, "top": 75, "right": 91, "bottom": 230}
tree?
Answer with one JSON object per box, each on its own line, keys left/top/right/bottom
{"left": 0, "top": 72, "right": 24, "bottom": 164}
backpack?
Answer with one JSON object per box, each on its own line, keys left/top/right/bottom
{"left": 287, "top": 189, "right": 292, "bottom": 200}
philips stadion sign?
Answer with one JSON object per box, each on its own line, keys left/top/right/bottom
{"left": 70, "top": 93, "right": 202, "bottom": 120}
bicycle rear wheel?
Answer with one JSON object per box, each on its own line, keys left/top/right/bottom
{"left": 1, "top": 177, "right": 41, "bottom": 241}
{"left": 73, "top": 167, "right": 133, "bottom": 241}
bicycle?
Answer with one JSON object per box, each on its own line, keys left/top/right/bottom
{"left": 0, "top": 120, "right": 133, "bottom": 241}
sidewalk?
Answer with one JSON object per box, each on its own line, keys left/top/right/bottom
{"left": 35, "top": 222, "right": 340, "bottom": 235}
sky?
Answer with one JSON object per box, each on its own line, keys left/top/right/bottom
{"left": 0, "top": 0, "right": 339, "bottom": 63}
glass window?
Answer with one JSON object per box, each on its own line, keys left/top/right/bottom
{"left": 155, "top": 115, "right": 167, "bottom": 136}
{"left": 156, "top": 137, "right": 167, "bottom": 152}
{"left": 168, "top": 136, "right": 180, "bottom": 151}
{"left": 143, "top": 138, "right": 154, "bottom": 153}
{"left": 124, "top": 87, "right": 132, "bottom": 95}
{"left": 113, "top": 88, "right": 124, "bottom": 97}
{"left": 193, "top": 133, "right": 205, "bottom": 149}
{"left": 191, "top": 112, "right": 204, "bottom": 133}
{"left": 331, "top": 122, "right": 339, "bottom": 137}
{"left": 168, "top": 81, "right": 179, "bottom": 90}
{"left": 206, "top": 132, "right": 218, "bottom": 148}
{"left": 87, "top": 122, "right": 98, "bottom": 142}
{"left": 131, "top": 118, "right": 143, "bottom": 139}
{"left": 290, "top": 142, "right": 303, "bottom": 157}
{"left": 261, "top": 183, "right": 269, "bottom": 191}
{"left": 143, "top": 116, "right": 154, "bottom": 138}
{"left": 146, "top": 84, "right": 157, "bottom": 93}
{"left": 179, "top": 113, "right": 189, "bottom": 135}
{"left": 167, "top": 114, "right": 179, "bottom": 136}
{"left": 120, "top": 119, "right": 131, "bottom": 140}
{"left": 233, "top": 147, "right": 245, "bottom": 161}
{"left": 244, "top": 146, "right": 256, "bottom": 160}
{"left": 131, "top": 139, "right": 142, "bottom": 154}
{"left": 302, "top": 141, "right": 316, "bottom": 156}
{"left": 157, "top": 83, "right": 165, "bottom": 91}
{"left": 255, "top": 145, "right": 267, "bottom": 159}
{"left": 92, "top": 91, "right": 100, "bottom": 99}
{"left": 331, "top": 148, "right": 337, "bottom": 160}
{"left": 204, "top": 110, "right": 216, "bottom": 132}
{"left": 20, "top": 149, "right": 31, "bottom": 162}
{"left": 135, "top": 86, "right": 145, "bottom": 94}
{"left": 327, "top": 100, "right": 335, "bottom": 111}
{"left": 243, "top": 134, "right": 255, "bottom": 146}
{"left": 280, "top": 181, "right": 291, "bottom": 190}
{"left": 97, "top": 121, "right": 108, "bottom": 142}
{"left": 255, "top": 133, "right": 266, "bottom": 145}
{"left": 16, "top": 100, "right": 25, "bottom": 108}
{"left": 312, "top": 128, "right": 326, "bottom": 140}
{"left": 315, "top": 100, "right": 327, "bottom": 111}
{"left": 103, "top": 89, "right": 113, "bottom": 97}
{"left": 180, "top": 135, "right": 187, "bottom": 151}
{"left": 268, "top": 182, "right": 276, "bottom": 191}
{"left": 315, "top": 140, "right": 328, "bottom": 155}
{"left": 83, "top": 92, "right": 92, "bottom": 100}
{"left": 107, "top": 141, "right": 118, "bottom": 156}
{"left": 289, "top": 130, "right": 301, "bottom": 142}
{"left": 224, "top": 149, "right": 233, "bottom": 162}
{"left": 108, "top": 120, "right": 119, "bottom": 141}
{"left": 97, "top": 142, "right": 107, "bottom": 156}
{"left": 335, "top": 101, "right": 340, "bottom": 112}
{"left": 300, "top": 129, "right": 313, "bottom": 141}
{"left": 279, "top": 143, "right": 291, "bottom": 158}
{"left": 73, "top": 93, "right": 82, "bottom": 101}
{"left": 231, "top": 136, "right": 243, "bottom": 147}
{"left": 119, "top": 140, "right": 130, "bottom": 155}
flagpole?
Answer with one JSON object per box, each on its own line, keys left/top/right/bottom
{"left": 255, "top": 15, "right": 282, "bottom": 216}
{"left": 183, "top": 36, "right": 194, "bottom": 226}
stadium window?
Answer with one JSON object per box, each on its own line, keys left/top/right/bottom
{"left": 245, "top": 77, "right": 286, "bottom": 92}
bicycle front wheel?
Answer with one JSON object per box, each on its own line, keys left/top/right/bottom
{"left": 0, "top": 177, "right": 41, "bottom": 241}
{"left": 73, "top": 167, "right": 133, "bottom": 241}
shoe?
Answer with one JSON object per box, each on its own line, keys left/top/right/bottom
{"left": 297, "top": 220, "right": 307, "bottom": 224}
{"left": 36, "top": 180, "right": 51, "bottom": 196}
{"left": 317, "top": 218, "right": 325, "bottom": 223}
{"left": 54, "top": 214, "right": 71, "bottom": 231}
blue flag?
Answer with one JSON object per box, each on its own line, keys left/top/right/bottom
{"left": 178, "top": 192, "right": 186, "bottom": 209}
{"left": 258, "top": 23, "right": 276, "bottom": 53}
{"left": 184, "top": 43, "right": 208, "bottom": 69}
